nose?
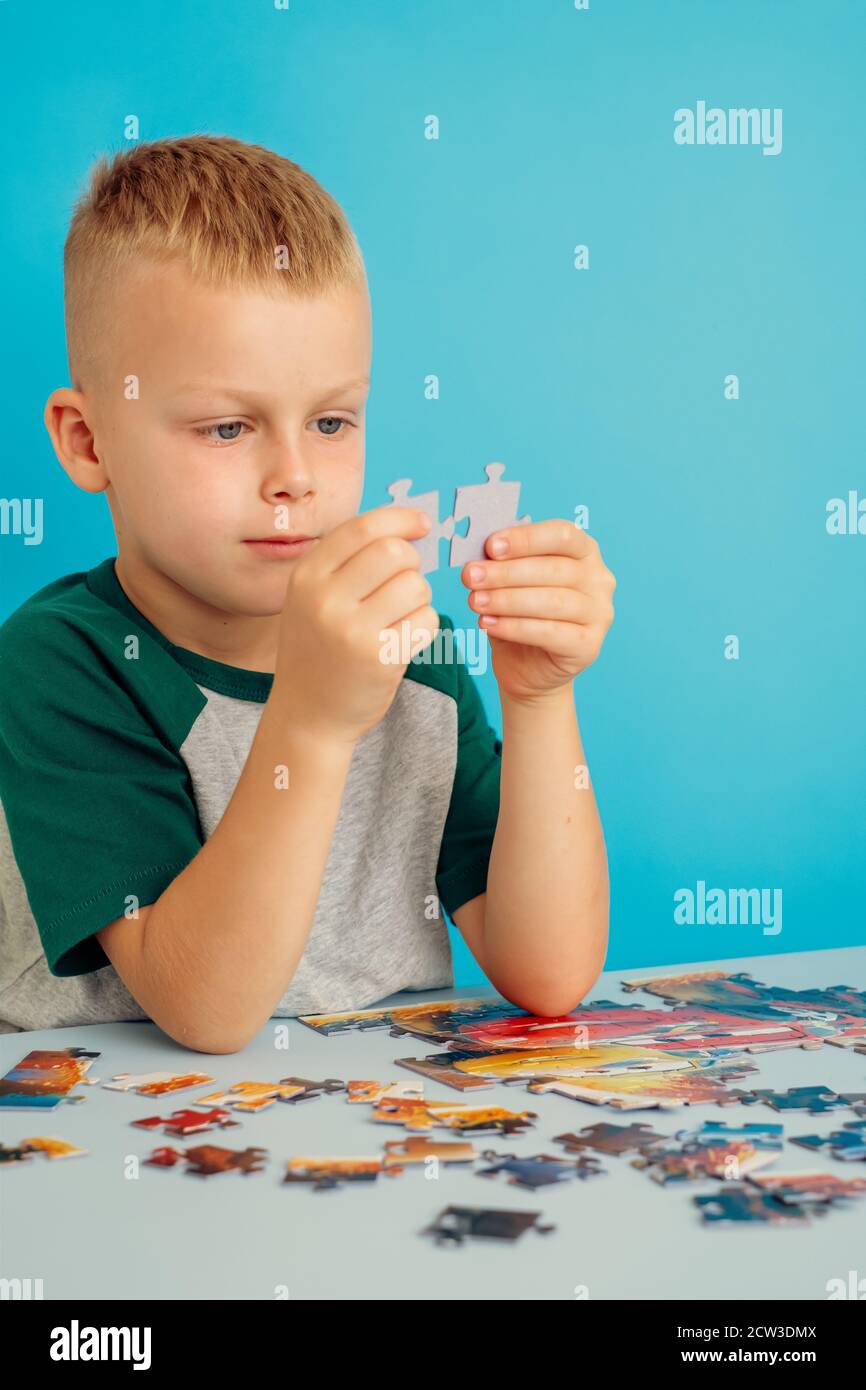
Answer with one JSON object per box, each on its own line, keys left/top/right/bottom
{"left": 259, "top": 435, "right": 316, "bottom": 504}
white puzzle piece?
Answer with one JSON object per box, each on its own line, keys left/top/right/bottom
{"left": 385, "top": 463, "right": 530, "bottom": 574}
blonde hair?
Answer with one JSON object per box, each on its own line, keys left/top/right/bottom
{"left": 63, "top": 133, "right": 367, "bottom": 391}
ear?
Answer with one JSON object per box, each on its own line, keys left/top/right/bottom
{"left": 43, "top": 386, "right": 110, "bottom": 495}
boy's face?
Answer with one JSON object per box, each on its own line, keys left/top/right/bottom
{"left": 56, "top": 258, "right": 372, "bottom": 629}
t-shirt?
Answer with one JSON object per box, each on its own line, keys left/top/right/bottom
{"left": 0, "top": 557, "right": 502, "bottom": 1034}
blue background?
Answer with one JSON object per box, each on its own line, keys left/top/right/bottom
{"left": 1, "top": 0, "right": 864, "bottom": 981}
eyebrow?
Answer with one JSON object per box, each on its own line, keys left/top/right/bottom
{"left": 171, "top": 376, "right": 370, "bottom": 400}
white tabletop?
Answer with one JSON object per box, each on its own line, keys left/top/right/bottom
{"left": 1, "top": 945, "right": 864, "bottom": 1300}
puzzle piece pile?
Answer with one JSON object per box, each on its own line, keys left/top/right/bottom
{"left": 3, "top": 967, "right": 866, "bottom": 1243}
{"left": 385, "top": 463, "right": 530, "bottom": 574}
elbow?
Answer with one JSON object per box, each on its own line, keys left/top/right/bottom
{"left": 184, "top": 1026, "right": 253, "bottom": 1055}
{"left": 515, "top": 988, "right": 596, "bottom": 1018}
{"left": 158, "top": 1018, "right": 253, "bottom": 1056}
{"left": 495, "top": 964, "right": 607, "bottom": 1019}
{"left": 187, "top": 1037, "right": 249, "bottom": 1056}
{"left": 546, "top": 967, "right": 608, "bottom": 1017}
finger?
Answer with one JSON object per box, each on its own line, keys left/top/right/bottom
{"left": 478, "top": 614, "right": 598, "bottom": 656}
{"left": 378, "top": 602, "right": 441, "bottom": 663}
{"left": 469, "top": 585, "right": 596, "bottom": 624}
{"left": 364, "top": 566, "right": 435, "bottom": 631}
{"left": 310, "top": 505, "right": 432, "bottom": 577}
{"left": 338, "top": 530, "right": 428, "bottom": 603}
{"left": 462, "top": 554, "right": 583, "bottom": 591}
{"left": 485, "top": 518, "right": 598, "bottom": 563}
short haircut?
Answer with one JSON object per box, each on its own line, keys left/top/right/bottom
{"left": 63, "top": 133, "right": 367, "bottom": 392}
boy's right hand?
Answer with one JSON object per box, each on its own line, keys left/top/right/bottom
{"left": 272, "top": 506, "right": 440, "bottom": 746}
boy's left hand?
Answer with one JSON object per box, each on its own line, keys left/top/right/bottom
{"left": 461, "top": 520, "right": 616, "bottom": 702}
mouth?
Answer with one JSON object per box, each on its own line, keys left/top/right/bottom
{"left": 243, "top": 536, "right": 318, "bottom": 557}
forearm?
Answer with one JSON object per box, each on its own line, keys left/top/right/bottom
{"left": 138, "top": 690, "right": 355, "bottom": 1052}
{"left": 483, "top": 687, "right": 609, "bottom": 1014}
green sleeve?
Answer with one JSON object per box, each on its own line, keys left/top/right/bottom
{"left": 435, "top": 653, "right": 502, "bottom": 918}
{"left": 0, "top": 609, "right": 205, "bottom": 977}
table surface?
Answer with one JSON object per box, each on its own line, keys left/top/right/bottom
{"left": 2, "top": 945, "right": 865, "bottom": 1301}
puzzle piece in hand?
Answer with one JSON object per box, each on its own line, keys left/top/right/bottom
{"left": 144, "top": 1143, "right": 268, "bottom": 1176}
{"left": 449, "top": 464, "right": 532, "bottom": 568}
{"left": 791, "top": 1120, "right": 866, "bottom": 1162}
{"left": 423, "top": 1205, "right": 555, "bottom": 1245}
{"left": 0, "top": 1136, "right": 87, "bottom": 1163}
{"left": 476, "top": 1149, "right": 604, "bottom": 1189}
{"left": 385, "top": 464, "right": 530, "bottom": 574}
{"left": 283, "top": 1156, "right": 404, "bottom": 1190}
{"left": 386, "top": 479, "right": 455, "bottom": 574}
{"left": 132, "top": 1107, "right": 240, "bottom": 1137}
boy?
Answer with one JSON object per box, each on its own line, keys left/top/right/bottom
{"left": 0, "top": 135, "right": 615, "bottom": 1050}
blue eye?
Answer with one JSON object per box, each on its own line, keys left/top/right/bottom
{"left": 316, "top": 416, "right": 348, "bottom": 436}
{"left": 196, "top": 421, "right": 248, "bottom": 444}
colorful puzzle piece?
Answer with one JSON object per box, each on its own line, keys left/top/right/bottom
{"left": 393, "top": 1055, "right": 495, "bottom": 1092}
{"left": 694, "top": 1184, "right": 811, "bottom": 1224}
{"left": 791, "top": 1120, "right": 866, "bottom": 1162}
{"left": 345, "top": 1079, "right": 424, "bottom": 1104}
{"left": 631, "top": 1120, "right": 784, "bottom": 1186}
{"left": 192, "top": 1076, "right": 345, "bottom": 1113}
{"left": 380, "top": 1136, "right": 478, "bottom": 1166}
{"left": 144, "top": 1143, "right": 268, "bottom": 1176}
{"left": 372, "top": 1097, "right": 537, "bottom": 1136}
{"left": 424, "top": 1205, "right": 555, "bottom": 1245}
{"left": 103, "top": 1072, "right": 214, "bottom": 1097}
{"left": 403, "top": 1046, "right": 760, "bottom": 1109}
{"left": 283, "top": 1156, "right": 403, "bottom": 1190}
{"left": 621, "top": 970, "right": 866, "bottom": 1048}
{"left": 0, "top": 1136, "right": 87, "bottom": 1163}
{"left": 553, "top": 1122, "right": 669, "bottom": 1157}
{"left": 476, "top": 1149, "right": 604, "bottom": 1189}
{"left": 733, "top": 1085, "right": 853, "bottom": 1114}
{"left": 746, "top": 1171, "right": 866, "bottom": 1207}
{"left": 131, "top": 1107, "right": 240, "bottom": 1137}
{"left": 0, "top": 1048, "right": 101, "bottom": 1109}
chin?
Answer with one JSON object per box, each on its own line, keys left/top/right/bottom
{"left": 237, "top": 584, "right": 287, "bottom": 618}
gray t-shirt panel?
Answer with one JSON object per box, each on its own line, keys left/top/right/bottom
{"left": 0, "top": 676, "right": 457, "bottom": 1033}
